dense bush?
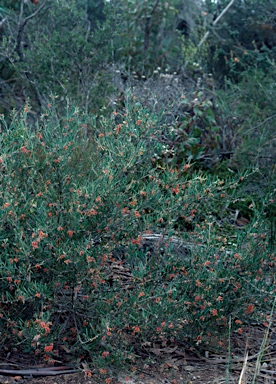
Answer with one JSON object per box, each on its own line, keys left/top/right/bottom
{"left": 0, "top": 96, "right": 274, "bottom": 378}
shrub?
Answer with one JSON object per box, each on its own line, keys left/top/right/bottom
{"left": 0, "top": 95, "right": 274, "bottom": 377}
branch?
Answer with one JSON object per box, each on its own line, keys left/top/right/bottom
{"left": 184, "top": 0, "right": 237, "bottom": 68}
{"left": 16, "top": 0, "right": 48, "bottom": 61}
{"left": 22, "top": 0, "right": 48, "bottom": 24}
{"left": 0, "top": 17, "right": 7, "bottom": 28}
{"left": 144, "top": 0, "right": 160, "bottom": 52}
{"left": 198, "top": 0, "right": 237, "bottom": 48}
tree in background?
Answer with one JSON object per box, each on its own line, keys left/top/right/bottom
{"left": 0, "top": 0, "right": 111, "bottom": 116}
{"left": 108, "top": 0, "right": 205, "bottom": 77}
{"left": 0, "top": 0, "right": 275, "bottom": 117}
{"left": 202, "top": 0, "right": 276, "bottom": 83}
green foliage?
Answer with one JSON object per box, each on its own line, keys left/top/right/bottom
{"left": 160, "top": 91, "right": 220, "bottom": 166}
{"left": 0, "top": 97, "right": 274, "bottom": 375}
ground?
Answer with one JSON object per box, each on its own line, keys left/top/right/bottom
{"left": 0, "top": 325, "right": 275, "bottom": 384}
{"left": 0, "top": 358, "right": 275, "bottom": 384}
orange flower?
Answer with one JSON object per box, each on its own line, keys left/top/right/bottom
{"left": 38, "top": 230, "right": 47, "bottom": 239}
{"left": 115, "top": 124, "right": 122, "bottom": 134}
{"left": 85, "top": 370, "right": 92, "bottom": 377}
{"left": 32, "top": 241, "right": 39, "bottom": 249}
{"left": 132, "top": 236, "right": 142, "bottom": 245}
{"left": 245, "top": 304, "right": 254, "bottom": 314}
{"left": 67, "top": 230, "right": 74, "bottom": 238}
{"left": 211, "top": 309, "right": 218, "bottom": 316}
{"left": 85, "top": 208, "right": 98, "bottom": 216}
{"left": 171, "top": 186, "right": 179, "bottom": 194}
{"left": 20, "top": 146, "right": 29, "bottom": 154}
{"left": 138, "top": 292, "right": 145, "bottom": 298}
{"left": 44, "top": 343, "right": 53, "bottom": 352}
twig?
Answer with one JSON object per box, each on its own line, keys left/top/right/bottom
{"left": 0, "top": 17, "right": 7, "bottom": 27}
{"left": 0, "top": 366, "right": 79, "bottom": 377}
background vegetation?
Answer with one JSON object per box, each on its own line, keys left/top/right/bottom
{"left": 0, "top": 0, "right": 275, "bottom": 380}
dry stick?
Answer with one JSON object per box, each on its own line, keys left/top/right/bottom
{"left": 203, "top": 344, "right": 275, "bottom": 364}
{"left": 0, "top": 367, "right": 79, "bottom": 377}
{"left": 251, "top": 296, "right": 276, "bottom": 384}
{"left": 184, "top": 0, "right": 237, "bottom": 68}
{"left": 238, "top": 352, "right": 248, "bottom": 384}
